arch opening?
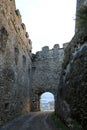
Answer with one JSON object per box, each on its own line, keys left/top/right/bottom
{"left": 40, "top": 92, "right": 55, "bottom": 111}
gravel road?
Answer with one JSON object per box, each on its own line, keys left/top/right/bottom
{"left": 0, "top": 112, "right": 59, "bottom": 130}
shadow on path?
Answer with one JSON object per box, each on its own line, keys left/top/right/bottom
{"left": 0, "top": 112, "right": 59, "bottom": 130}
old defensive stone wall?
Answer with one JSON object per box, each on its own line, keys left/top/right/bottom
{"left": 0, "top": 0, "right": 87, "bottom": 129}
{"left": 30, "top": 44, "right": 68, "bottom": 111}
{"left": 0, "top": 0, "right": 32, "bottom": 125}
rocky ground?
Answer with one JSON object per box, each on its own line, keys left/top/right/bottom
{"left": 0, "top": 112, "right": 59, "bottom": 130}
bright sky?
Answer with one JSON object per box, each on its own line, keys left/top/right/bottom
{"left": 15, "top": 0, "right": 76, "bottom": 53}
{"left": 41, "top": 92, "right": 54, "bottom": 102}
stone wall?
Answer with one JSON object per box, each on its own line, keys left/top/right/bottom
{"left": 56, "top": 1, "right": 87, "bottom": 129}
{"left": 56, "top": 30, "right": 87, "bottom": 130}
{"left": 0, "top": 0, "right": 87, "bottom": 129}
{"left": 30, "top": 44, "right": 68, "bottom": 111}
{"left": 75, "top": 0, "right": 87, "bottom": 32}
{"left": 0, "top": 0, "right": 32, "bottom": 125}
{"left": 76, "top": 0, "right": 86, "bottom": 10}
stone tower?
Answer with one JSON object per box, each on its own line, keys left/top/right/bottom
{"left": 75, "top": 0, "right": 87, "bottom": 32}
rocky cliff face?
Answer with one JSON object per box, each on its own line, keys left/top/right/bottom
{"left": 56, "top": 30, "right": 87, "bottom": 130}
{"left": 0, "top": 0, "right": 32, "bottom": 125}
{"left": 56, "top": 1, "right": 87, "bottom": 129}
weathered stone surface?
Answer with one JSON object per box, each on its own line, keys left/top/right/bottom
{"left": 30, "top": 45, "right": 64, "bottom": 111}
{"left": 56, "top": 31, "right": 87, "bottom": 130}
{"left": 75, "top": 0, "right": 87, "bottom": 32}
{"left": 0, "top": 0, "right": 32, "bottom": 126}
{"left": 0, "top": 1, "right": 87, "bottom": 130}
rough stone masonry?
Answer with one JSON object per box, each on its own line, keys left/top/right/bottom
{"left": 0, "top": 0, "right": 32, "bottom": 125}
{"left": 0, "top": 0, "right": 87, "bottom": 130}
{"left": 30, "top": 44, "right": 67, "bottom": 111}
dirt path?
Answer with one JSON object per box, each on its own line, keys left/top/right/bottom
{"left": 0, "top": 112, "right": 59, "bottom": 130}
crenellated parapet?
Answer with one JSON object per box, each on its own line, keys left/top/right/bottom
{"left": 0, "top": 0, "right": 32, "bottom": 56}
{"left": 34, "top": 43, "right": 68, "bottom": 60}
{"left": 31, "top": 43, "right": 69, "bottom": 111}
{"left": 14, "top": 8, "right": 32, "bottom": 56}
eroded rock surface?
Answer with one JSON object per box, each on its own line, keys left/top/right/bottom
{"left": 56, "top": 30, "right": 87, "bottom": 130}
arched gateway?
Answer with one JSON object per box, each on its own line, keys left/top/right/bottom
{"left": 30, "top": 45, "right": 65, "bottom": 111}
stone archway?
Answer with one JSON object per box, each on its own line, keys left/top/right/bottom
{"left": 30, "top": 89, "right": 56, "bottom": 111}
{"left": 30, "top": 45, "right": 64, "bottom": 111}
{"left": 31, "top": 44, "right": 64, "bottom": 111}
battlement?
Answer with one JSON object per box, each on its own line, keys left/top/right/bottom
{"left": 0, "top": 0, "right": 32, "bottom": 56}
{"left": 14, "top": 6, "right": 32, "bottom": 55}
{"left": 34, "top": 43, "right": 68, "bottom": 59}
